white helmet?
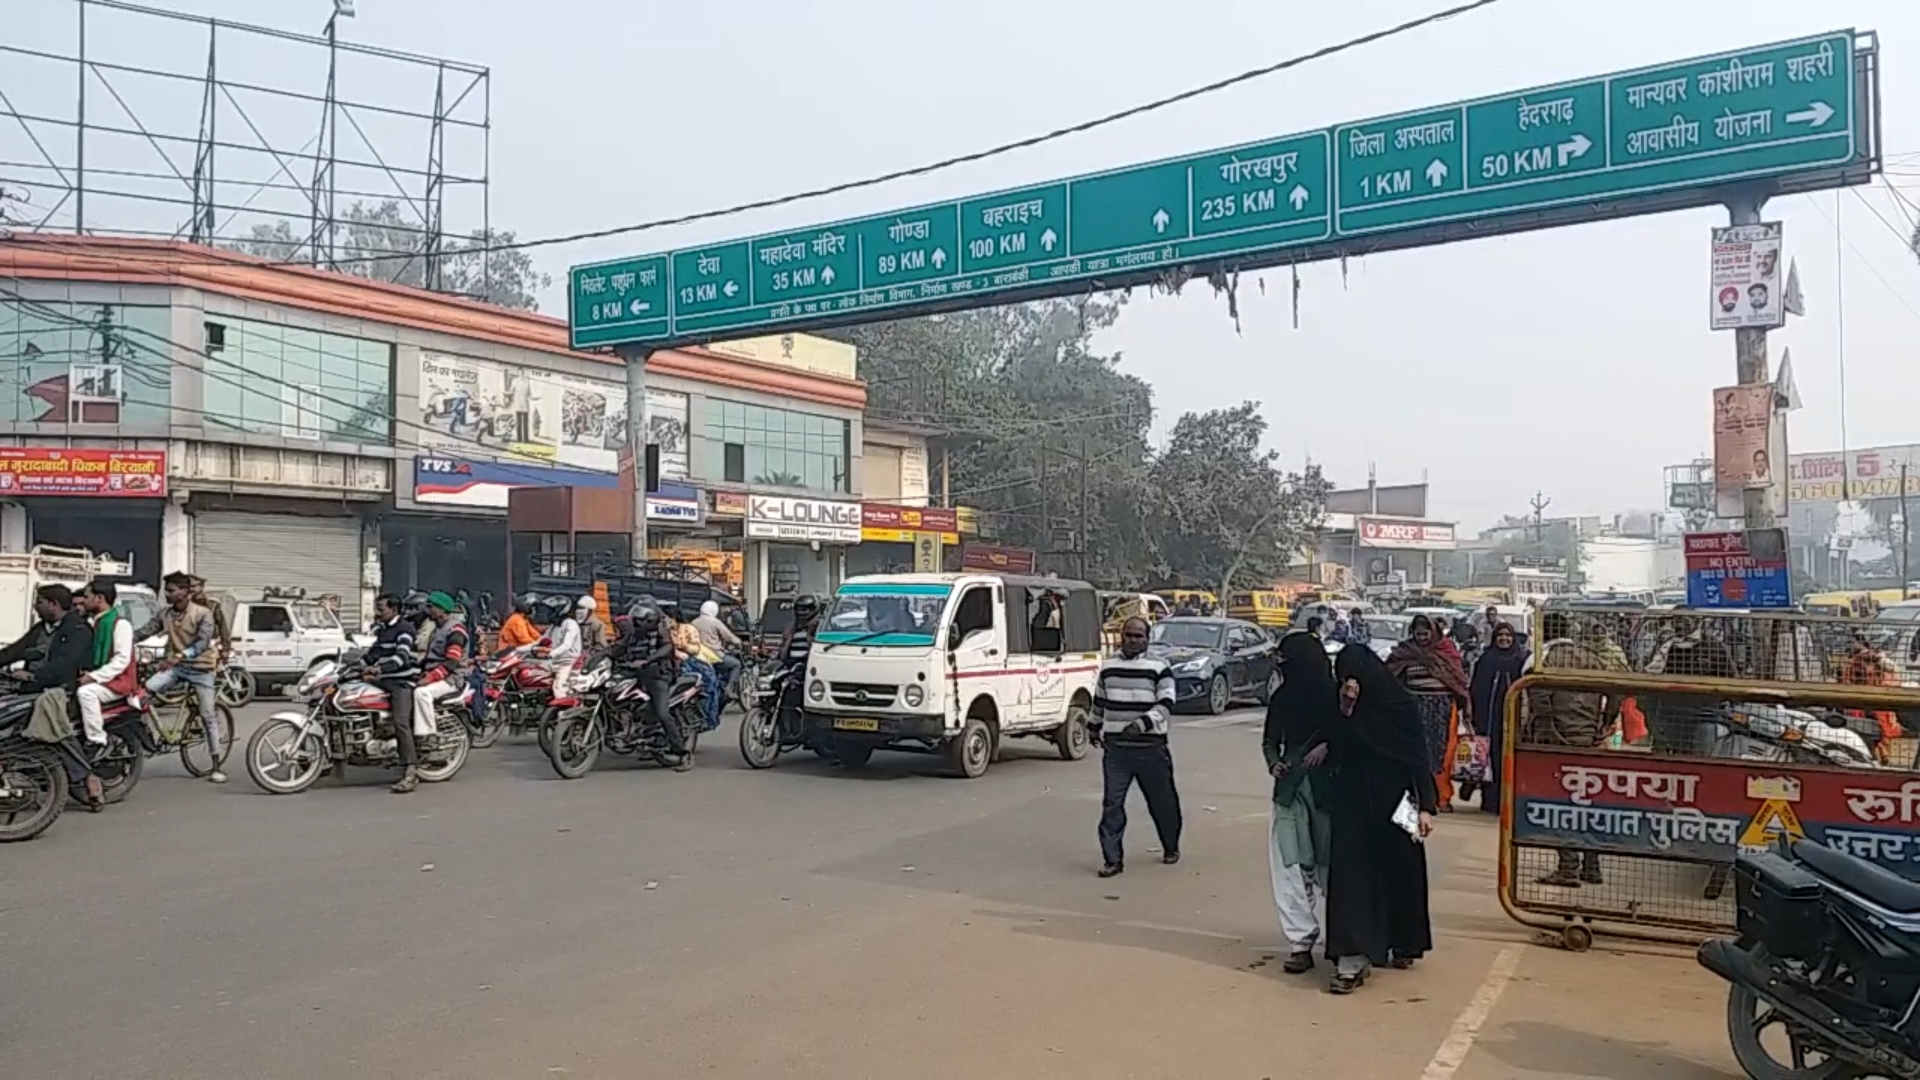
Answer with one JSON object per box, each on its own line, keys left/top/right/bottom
{"left": 574, "top": 595, "right": 596, "bottom": 615}
{"left": 700, "top": 600, "right": 719, "bottom": 619}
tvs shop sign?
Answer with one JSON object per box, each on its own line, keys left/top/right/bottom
{"left": 745, "top": 495, "right": 863, "bottom": 544}
{"left": 1356, "top": 517, "right": 1456, "bottom": 551}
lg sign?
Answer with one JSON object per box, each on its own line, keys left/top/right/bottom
{"left": 1357, "top": 518, "right": 1456, "bottom": 550}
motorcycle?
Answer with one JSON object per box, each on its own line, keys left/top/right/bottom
{"left": 84, "top": 695, "right": 160, "bottom": 806}
{"left": 243, "top": 658, "right": 473, "bottom": 794}
{"left": 1714, "top": 703, "right": 1882, "bottom": 770}
{"left": 479, "top": 644, "right": 567, "bottom": 751}
{"left": 0, "top": 692, "right": 65, "bottom": 842}
{"left": 738, "top": 666, "right": 827, "bottom": 769}
{"left": 1699, "top": 841, "right": 1920, "bottom": 1080}
{"left": 723, "top": 649, "right": 763, "bottom": 714}
{"left": 546, "top": 662, "right": 705, "bottom": 780}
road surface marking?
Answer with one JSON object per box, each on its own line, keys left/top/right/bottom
{"left": 1421, "top": 944, "right": 1523, "bottom": 1080}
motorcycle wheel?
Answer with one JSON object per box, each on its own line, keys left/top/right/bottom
{"left": 1726, "top": 946, "right": 1858, "bottom": 1080}
{"left": 536, "top": 709, "right": 559, "bottom": 758}
{"left": 180, "top": 704, "right": 237, "bottom": 778}
{"left": 417, "top": 713, "right": 471, "bottom": 783}
{"left": 0, "top": 747, "right": 65, "bottom": 842}
{"left": 738, "top": 705, "right": 780, "bottom": 769}
{"left": 467, "top": 707, "right": 504, "bottom": 751}
{"left": 216, "top": 665, "right": 255, "bottom": 709}
{"left": 95, "top": 731, "right": 144, "bottom": 805}
{"left": 245, "top": 718, "right": 327, "bottom": 795}
{"left": 547, "top": 712, "right": 602, "bottom": 780}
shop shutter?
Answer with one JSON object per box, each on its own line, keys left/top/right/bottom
{"left": 191, "top": 512, "right": 362, "bottom": 605}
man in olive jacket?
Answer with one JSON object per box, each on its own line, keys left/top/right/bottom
{"left": 134, "top": 572, "right": 226, "bottom": 784}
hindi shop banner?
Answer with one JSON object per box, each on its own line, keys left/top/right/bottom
{"left": 1511, "top": 749, "right": 1920, "bottom": 880}
{"left": 1710, "top": 222, "right": 1785, "bottom": 331}
{"left": 0, "top": 448, "right": 166, "bottom": 497}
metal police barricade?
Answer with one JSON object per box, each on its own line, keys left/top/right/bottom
{"left": 1498, "top": 668, "right": 1920, "bottom": 952}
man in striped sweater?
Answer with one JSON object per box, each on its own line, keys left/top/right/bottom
{"left": 1091, "top": 616, "right": 1183, "bottom": 877}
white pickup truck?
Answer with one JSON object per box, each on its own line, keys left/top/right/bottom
{"left": 0, "top": 545, "right": 137, "bottom": 644}
{"left": 133, "top": 588, "right": 370, "bottom": 697}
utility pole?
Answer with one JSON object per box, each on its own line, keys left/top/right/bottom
{"left": 618, "top": 345, "right": 651, "bottom": 566}
{"left": 1902, "top": 463, "right": 1912, "bottom": 599}
{"left": 1529, "top": 490, "right": 1551, "bottom": 546}
{"left": 1077, "top": 435, "right": 1091, "bottom": 581}
{"left": 1728, "top": 191, "right": 1778, "bottom": 536}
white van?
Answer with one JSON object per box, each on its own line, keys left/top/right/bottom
{"left": 802, "top": 573, "right": 1103, "bottom": 778}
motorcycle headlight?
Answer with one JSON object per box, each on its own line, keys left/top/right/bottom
{"left": 807, "top": 679, "right": 826, "bottom": 702}
{"left": 903, "top": 684, "right": 925, "bottom": 708}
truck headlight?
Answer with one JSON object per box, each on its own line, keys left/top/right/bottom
{"left": 903, "top": 684, "right": 924, "bottom": 708}
{"left": 807, "top": 679, "right": 826, "bottom": 702}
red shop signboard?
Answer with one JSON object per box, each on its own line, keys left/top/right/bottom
{"left": 0, "top": 449, "right": 167, "bottom": 497}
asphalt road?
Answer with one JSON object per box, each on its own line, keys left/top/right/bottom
{"left": 0, "top": 702, "right": 1746, "bottom": 1079}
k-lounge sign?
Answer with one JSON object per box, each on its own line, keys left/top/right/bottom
{"left": 745, "top": 495, "right": 863, "bottom": 543}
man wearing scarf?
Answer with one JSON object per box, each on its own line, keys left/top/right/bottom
{"left": 75, "top": 578, "right": 137, "bottom": 749}
{"left": 1527, "top": 612, "right": 1624, "bottom": 886}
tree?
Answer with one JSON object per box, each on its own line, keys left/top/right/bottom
{"left": 225, "top": 200, "right": 551, "bottom": 310}
{"left": 828, "top": 297, "right": 1161, "bottom": 584}
{"left": 1149, "top": 402, "right": 1330, "bottom": 602}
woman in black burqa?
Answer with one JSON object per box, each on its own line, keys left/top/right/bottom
{"left": 1324, "top": 643, "right": 1437, "bottom": 995}
{"left": 1262, "top": 630, "right": 1341, "bottom": 975}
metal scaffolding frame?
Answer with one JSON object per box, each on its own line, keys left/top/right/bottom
{"left": 0, "top": 0, "right": 491, "bottom": 294}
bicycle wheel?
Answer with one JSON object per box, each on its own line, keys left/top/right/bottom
{"left": 180, "top": 704, "right": 237, "bottom": 777}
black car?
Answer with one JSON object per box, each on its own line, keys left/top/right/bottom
{"left": 1147, "top": 617, "right": 1277, "bottom": 715}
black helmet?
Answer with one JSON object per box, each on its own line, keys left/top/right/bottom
{"left": 627, "top": 594, "right": 662, "bottom": 625}
{"left": 402, "top": 589, "right": 430, "bottom": 616}
{"left": 515, "top": 592, "right": 537, "bottom": 614}
{"left": 792, "top": 593, "right": 822, "bottom": 623}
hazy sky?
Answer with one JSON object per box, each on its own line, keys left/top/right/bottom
{"left": 11, "top": 0, "right": 1920, "bottom": 530}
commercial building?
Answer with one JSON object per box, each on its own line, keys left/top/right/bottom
{"left": 1305, "top": 482, "right": 1457, "bottom": 595}
{"left": 0, "top": 235, "right": 867, "bottom": 622}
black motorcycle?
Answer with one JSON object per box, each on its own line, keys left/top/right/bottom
{"left": 737, "top": 666, "right": 832, "bottom": 769}
{"left": 0, "top": 693, "right": 66, "bottom": 842}
{"left": 546, "top": 663, "right": 705, "bottom": 779}
{"left": 1699, "top": 840, "right": 1920, "bottom": 1079}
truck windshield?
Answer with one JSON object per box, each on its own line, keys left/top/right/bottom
{"left": 292, "top": 602, "right": 341, "bottom": 631}
{"left": 819, "top": 583, "right": 951, "bottom": 646}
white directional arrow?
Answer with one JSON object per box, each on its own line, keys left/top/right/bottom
{"left": 930, "top": 247, "right": 948, "bottom": 269}
{"left": 628, "top": 298, "right": 651, "bottom": 315}
{"left": 1425, "top": 159, "right": 1449, "bottom": 188}
{"left": 1786, "top": 101, "right": 1835, "bottom": 128}
{"left": 722, "top": 280, "right": 739, "bottom": 298}
{"left": 1288, "top": 185, "right": 1310, "bottom": 211}
{"left": 1039, "top": 228, "right": 1058, "bottom": 252}
{"left": 1151, "top": 208, "right": 1170, "bottom": 234}
{"left": 1556, "top": 133, "right": 1593, "bottom": 167}
{"left": 821, "top": 266, "right": 836, "bottom": 286}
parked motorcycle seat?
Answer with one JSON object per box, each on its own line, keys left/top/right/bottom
{"left": 1794, "top": 839, "right": 1920, "bottom": 913}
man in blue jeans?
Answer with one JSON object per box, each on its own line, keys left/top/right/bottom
{"left": 132, "top": 572, "right": 226, "bottom": 784}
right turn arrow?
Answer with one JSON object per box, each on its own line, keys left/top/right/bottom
{"left": 1786, "top": 102, "right": 1836, "bottom": 128}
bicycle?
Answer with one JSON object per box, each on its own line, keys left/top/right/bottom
{"left": 137, "top": 660, "right": 237, "bottom": 776}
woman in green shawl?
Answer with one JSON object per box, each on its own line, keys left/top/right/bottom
{"left": 1263, "top": 630, "right": 1340, "bottom": 975}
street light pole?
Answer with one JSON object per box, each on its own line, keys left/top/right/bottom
{"left": 1902, "top": 462, "right": 1912, "bottom": 599}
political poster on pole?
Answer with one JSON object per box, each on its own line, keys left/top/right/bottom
{"left": 1713, "top": 384, "right": 1776, "bottom": 518}
{"left": 1710, "top": 223, "right": 1785, "bottom": 331}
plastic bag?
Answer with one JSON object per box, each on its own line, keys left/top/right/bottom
{"left": 1453, "top": 734, "right": 1491, "bottom": 782}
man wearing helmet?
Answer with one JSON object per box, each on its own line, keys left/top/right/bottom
{"left": 775, "top": 594, "right": 829, "bottom": 757}
{"left": 498, "top": 593, "right": 541, "bottom": 651}
{"left": 619, "top": 597, "right": 691, "bottom": 770}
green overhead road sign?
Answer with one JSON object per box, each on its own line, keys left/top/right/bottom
{"left": 569, "top": 255, "right": 669, "bottom": 347}
{"left": 569, "top": 30, "right": 1865, "bottom": 349}
{"left": 1335, "top": 31, "right": 1855, "bottom": 234}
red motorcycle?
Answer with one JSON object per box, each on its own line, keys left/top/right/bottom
{"left": 481, "top": 644, "right": 586, "bottom": 756}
